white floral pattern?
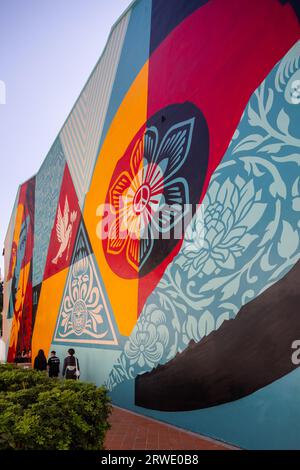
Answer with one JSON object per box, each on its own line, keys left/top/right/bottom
{"left": 124, "top": 304, "right": 169, "bottom": 369}
{"left": 182, "top": 178, "right": 265, "bottom": 278}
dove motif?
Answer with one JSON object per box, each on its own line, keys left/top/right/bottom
{"left": 52, "top": 196, "right": 77, "bottom": 264}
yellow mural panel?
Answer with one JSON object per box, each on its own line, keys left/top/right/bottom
{"left": 84, "top": 62, "right": 149, "bottom": 337}
{"left": 31, "top": 267, "right": 68, "bottom": 361}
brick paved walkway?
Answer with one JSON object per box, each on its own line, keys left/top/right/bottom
{"left": 105, "top": 406, "right": 237, "bottom": 450}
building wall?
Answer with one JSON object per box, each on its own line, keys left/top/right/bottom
{"left": 3, "top": 0, "right": 300, "bottom": 449}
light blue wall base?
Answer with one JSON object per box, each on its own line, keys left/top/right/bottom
{"left": 48, "top": 343, "right": 121, "bottom": 386}
{"left": 110, "top": 368, "right": 300, "bottom": 450}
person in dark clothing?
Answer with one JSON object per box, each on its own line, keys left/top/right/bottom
{"left": 47, "top": 351, "right": 60, "bottom": 378}
{"left": 62, "top": 348, "right": 80, "bottom": 380}
{"left": 14, "top": 351, "right": 22, "bottom": 363}
{"left": 33, "top": 349, "right": 47, "bottom": 371}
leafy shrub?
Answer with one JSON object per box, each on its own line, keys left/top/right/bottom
{"left": 0, "top": 365, "right": 51, "bottom": 392}
{"left": 0, "top": 365, "right": 112, "bottom": 450}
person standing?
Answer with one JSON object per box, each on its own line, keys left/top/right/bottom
{"left": 62, "top": 348, "right": 80, "bottom": 380}
{"left": 21, "top": 349, "right": 28, "bottom": 362}
{"left": 47, "top": 351, "right": 60, "bottom": 378}
{"left": 33, "top": 349, "right": 47, "bottom": 371}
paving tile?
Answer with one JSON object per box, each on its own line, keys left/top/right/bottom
{"left": 104, "top": 406, "right": 236, "bottom": 451}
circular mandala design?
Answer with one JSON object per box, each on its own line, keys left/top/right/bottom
{"left": 103, "top": 102, "right": 209, "bottom": 278}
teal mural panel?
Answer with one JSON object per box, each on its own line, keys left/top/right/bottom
{"left": 110, "top": 367, "right": 300, "bottom": 450}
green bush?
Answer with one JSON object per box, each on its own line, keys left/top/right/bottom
{"left": 0, "top": 364, "right": 112, "bottom": 450}
{"left": 0, "top": 364, "right": 52, "bottom": 392}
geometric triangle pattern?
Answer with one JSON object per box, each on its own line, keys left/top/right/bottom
{"left": 52, "top": 220, "right": 119, "bottom": 347}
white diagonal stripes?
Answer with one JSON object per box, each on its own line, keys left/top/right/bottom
{"left": 60, "top": 11, "right": 130, "bottom": 208}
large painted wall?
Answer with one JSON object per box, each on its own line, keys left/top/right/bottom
{"left": 3, "top": 0, "right": 300, "bottom": 449}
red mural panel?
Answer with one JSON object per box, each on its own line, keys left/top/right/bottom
{"left": 43, "top": 163, "right": 81, "bottom": 281}
{"left": 17, "top": 270, "right": 33, "bottom": 354}
{"left": 138, "top": 0, "right": 300, "bottom": 312}
{"left": 147, "top": 0, "right": 300, "bottom": 184}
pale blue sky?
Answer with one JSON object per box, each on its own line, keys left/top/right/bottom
{"left": 0, "top": 0, "right": 132, "bottom": 277}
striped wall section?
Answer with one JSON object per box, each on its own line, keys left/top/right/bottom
{"left": 59, "top": 10, "right": 131, "bottom": 209}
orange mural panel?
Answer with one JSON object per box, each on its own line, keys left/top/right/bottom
{"left": 31, "top": 267, "right": 68, "bottom": 362}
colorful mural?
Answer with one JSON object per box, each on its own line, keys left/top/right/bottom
{"left": 3, "top": 0, "right": 300, "bottom": 450}
{"left": 6, "top": 177, "right": 35, "bottom": 361}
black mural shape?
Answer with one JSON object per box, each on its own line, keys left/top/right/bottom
{"left": 140, "top": 103, "right": 209, "bottom": 277}
{"left": 151, "top": 0, "right": 300, "bottom": 57}
{"left": 71, "top": 217, "right": 94, "bottom": 262}
{"left": 150, "top": 0, "right": 209, "bottom": 54}
{"left": 279, "top": 0, "right": 300, "bottom": 22}
{"left": 135, "top": 259, "right": 300, "bottom": 411}
{"left": 32, "top": 282, "right": 42, "bottom": 329}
